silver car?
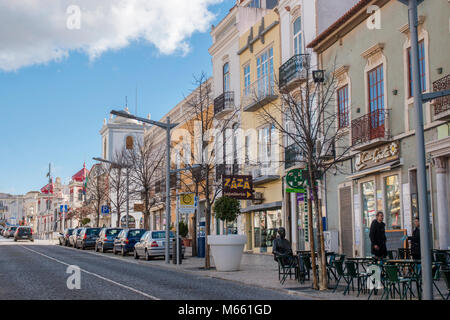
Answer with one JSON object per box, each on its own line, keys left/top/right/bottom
{"left": 133, "top": 230, "right": 185, "bottom": 261}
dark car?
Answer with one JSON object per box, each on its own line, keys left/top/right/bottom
{"left": 14, "top": 226, "right": 33, "bottom": 242}
{"left": 113, "top": 229, "right": 147, "bottom": 256}
{"left": 95, "top": 228, "right": 122, "bottom": 253}
{"left": 134, "top": 230, "right": 184, "bottom": 261}
{"left": 58, "top": 228, "right": 74, "bottom": 246}
{"left": 76, "top": 227, "right": 102, "bottom": 250}
{"left": 69, "top": 228, "right": 83, "bottom": 248}
{"left": 5, "top": 226, "right": 17, "bottom": 238}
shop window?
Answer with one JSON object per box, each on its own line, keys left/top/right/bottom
{"left": 384, "top": 175, "right": 401, "bottom": 229}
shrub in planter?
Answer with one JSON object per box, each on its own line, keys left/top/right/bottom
{"left": 81, "top": 218, "right": 91, "bottom": 226}
{"left": 179, "top": 220, "right": 189, "bottom": 238}
{"left": 213, "top": 196, "right": 241, "bottom": 223}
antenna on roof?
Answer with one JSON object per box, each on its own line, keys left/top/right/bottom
{"left": 125, "top": 96, "right": 128, "bottom": 109}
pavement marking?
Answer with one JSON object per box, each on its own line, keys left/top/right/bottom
{"left": 19, "top": 245, "right": 161, "bottom": 300}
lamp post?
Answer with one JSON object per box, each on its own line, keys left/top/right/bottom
{"left": 110, "top": 110, "right": 178, "bottom": 264}
{"left": 93, "top": 157, "right": 131, "bottom": 229}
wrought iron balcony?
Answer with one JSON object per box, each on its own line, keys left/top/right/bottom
{"left": 214, "top": 91, "right": 235, "bottom": 117}
{"left": 284, "top": 144, "right": 304, "bottom": 169}
{"left": 242, "top": 74, "right": 277, "bottom": 112}
{"left": 351, "top": 109, "right": 390, "bottom": 151}
{"left": 279, "top": 54, "right": 310, "bottom": 92}
{"left": 433, "top": 74, "right": 450, "bottom": 120}
{"left": 215, "top": 163, "right": 240, "bottom": 181}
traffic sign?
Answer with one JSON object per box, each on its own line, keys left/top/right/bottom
{"left": 101, "top": 205, "right": 110, "bottom": 215}
{"left": 286, "top": 188, "right": 306, "bottom": 193}
{"left": 178, "top": 193, "right": 195, "bottom": 214}
{"left": 222, "top": 175, "right": 254, "bottom": 200}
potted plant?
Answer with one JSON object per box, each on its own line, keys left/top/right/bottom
{"left": 207, "top": 197, "right": 247, "bottom": 271}
{"left": 179, "top": 220, "right": 191, "bottom": 247}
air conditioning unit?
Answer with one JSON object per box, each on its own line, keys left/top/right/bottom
{"left": 253, "top": 192, "right": 264, "bottom": 205}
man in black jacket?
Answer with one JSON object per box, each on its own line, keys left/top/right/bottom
{"left": 408, "top": 217, "right": 421, "bottom": 260}
{"left": 369, "top": 212, "right": 387, "bottom": 259}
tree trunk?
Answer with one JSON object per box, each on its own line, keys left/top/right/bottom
{"left": 116, "top": 205, "right": 121, "bottom": 228}
{"left": 312, "top": 184, "right": 328, "bottom": 290}
{"left": 307, "top": 190, "right": 318, "bottom": 290}
{"left": 191, "top": 186, "right": 199, "bottom": 257}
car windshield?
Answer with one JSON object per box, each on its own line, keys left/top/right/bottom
{"left": 86, "top": 228, "right": 101, "bottom": 235}
{"left": 152, "top": 231, "right": 175, "bottom": 239}
{"left": 106, "top": 229, "right": 122, "bottom": 236}
{"left": 67, "top": 229, "right": 74, "bottom": 235}
{"left": 129, "top": 229, "right": 146, "bottom": 238}
{"left": 11, "top": 227, "right": 17, "bottom": 231}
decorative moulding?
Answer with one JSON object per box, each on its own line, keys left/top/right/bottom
{"left": 399, "top": 16, "right": 426, "bottom": 34}
{"left": 361, "top": 43, "right": 385, "bottom": 60}
{"left": 334, "top": 65, "right": 350, "bottom": 81}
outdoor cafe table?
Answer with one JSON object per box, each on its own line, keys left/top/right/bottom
{"left": 346, "top": 257, "right": 376, "bottom": 272}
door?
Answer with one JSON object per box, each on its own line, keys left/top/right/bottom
{"left": 361, "top": 181, "right": 376, "bottom": 256}
{"left": 339, "top": 187, "right": 353, "bottom": 257}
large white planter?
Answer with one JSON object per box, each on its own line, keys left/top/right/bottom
{"left": 207, "top": 234, "right": 247, "bottom": 271}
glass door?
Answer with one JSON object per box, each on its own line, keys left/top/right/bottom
{"left": 361, "top": 181, "right": 376, "bottom": 256}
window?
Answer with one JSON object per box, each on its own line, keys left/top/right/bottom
{"left": 337, "top": 85, "right": 349, "bottom": 128}
{"left": 258, "top": 124, "right": 275, "bottom": 166}
{"left": 244, "top": 64, "right": 251, "bottom": 96}
{"left": 223, "top": 63, "right": 230, "bottom": 93}
{"left": 407, "top": 40, "right": 426, "bottom": 97}
{"left": 245, "top": 135, "right": 250, "bottom": 165}
{"left": 293, "top": 17, "right": 302, "bottom": 55}
{"left": 126, "top": 136, "right": 134, "bottom": 150}
{"left": 77, "top": 189, "right": 83, "bottom": 201}
{"left": 368, "top": 64, "right": 384, "bottom": 113}
{"left": 257, "top": 48, "right": 274, "bottom": 96}
{"left": 247, "top": 0, "right": 260, "bottom": 8}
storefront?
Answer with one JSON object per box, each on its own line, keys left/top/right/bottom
{"left": 241, "top": 202, "right": 283, "bottom": 254}
{"left": 348, "top": 142, "right": 404, "bottom": 257}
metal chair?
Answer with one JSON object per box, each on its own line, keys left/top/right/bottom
{"left": 276, "top": 254, "right": 298, "bottom": 285}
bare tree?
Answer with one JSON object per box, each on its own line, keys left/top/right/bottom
{"left": 256, "top": 56, "right": 353, "bottom": 290}
{"left": 86, "top": 163, "right": 109, "bottom": 228}
{"left": 178, "top": 73, "right": 238, "bottom": 268}
{"left": 126, "top": 138, "right": 165, "bottom": 230}
{"left": 107, "top": 149, "right": 129, "bottom": 228}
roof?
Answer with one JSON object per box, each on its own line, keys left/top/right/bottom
{"left": 307, "top": 0, "right": 373, "bottom": 49}
{"left": 72, "top": 165, "right": 89, "bottom": 182}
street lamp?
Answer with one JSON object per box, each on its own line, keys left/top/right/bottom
{"left": 110, "top": 109, "right": 178, "bottom": 264}
{"left": 312, "top": 70, "right": 325, "bottom": 83}
{"left": 93, "top": 157, "right": 131, "bottom": 229}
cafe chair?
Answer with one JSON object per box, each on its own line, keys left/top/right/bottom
{"left": 276, "top": 254, "right": 298, "bottom": 285}
{"left": 440, "top": 269, "right": 450, "bottom": 300}
{"left": 345, "top": 261, "right": 369, "bottom": 297}
{"left": 382, "top": 265, "right": 413, "bottom": 300}
{"left": 332, "top": 259, "right": 352, "bottom": 295}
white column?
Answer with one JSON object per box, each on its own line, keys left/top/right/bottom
{"left": 435, "top": 157, "right": 449, "bottom": 250}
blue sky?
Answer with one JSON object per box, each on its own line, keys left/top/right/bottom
{"left": 0, "top": 0, "right": 233, "bottom": 195}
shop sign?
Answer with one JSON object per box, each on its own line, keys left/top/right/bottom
{"left": 222, "top": 175, "right": 254, "bottom": 200}
{"left": 355, "top": 142, "right": 400, "bottom": 171}
{"left": 134, "top": 203, "right": 144, "bottom": 212}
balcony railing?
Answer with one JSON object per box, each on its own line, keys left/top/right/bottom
{"left": 279, "top": 54, "right": 310, "bottom": 91}
{"left": 285, "top": 144, "right": 304, "bottom": 169}
{"left": 214, "top": 91, "right": 235, "bottom": 116}
{"left": 433, "top": 74, "right": 450, "bottom": 117}
{"left": 215, "top": 163, "right": 240, "bottom": 181}
{"left": 351, "top": 109, "right": 390, "bottom": 148}
{"left": 242, "top": 74, "right": 277, "bottom": 112}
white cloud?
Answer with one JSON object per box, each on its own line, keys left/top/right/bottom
{"left": 0, "top": 0, "right": 223, "bottom": 71}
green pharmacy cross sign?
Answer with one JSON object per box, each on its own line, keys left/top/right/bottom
{"left": 286, "top": 168, "right": 308, "bottom": 193}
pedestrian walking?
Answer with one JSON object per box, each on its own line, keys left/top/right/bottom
{"left": 408, "top": 217, "right": 421, "bottom": 260}
{"left": 369, "top": 211, "right": 387, "bottom": 259}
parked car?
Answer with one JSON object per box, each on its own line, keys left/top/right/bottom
{"left": 58, "top": 228, "right": 74, "bottom": 246}
{"left": 13, "top": 226, "right": 33, "bottom": 242}
{"left": 69, "top": 228, "right": 83, "bottom": 248}
{"left": 76, "top": 227, "right": 102, "bottom": 250}
{"left": 95, "top": 228, "right": 122, "bottom": 253}
{"left": 113, "top": 229, "right": 147, "bottom": 256}
{"left": 134, "top": 230, "right": 184, "bottom": 261}
{"left": 4, "top": 226, "right": 17, "bottom": 238}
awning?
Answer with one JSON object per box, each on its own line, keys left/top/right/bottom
{"left": 240, "top": 201, "right": 283, "bottom": 213}
{"left": 346, "top": 160, "right": 401, "bottom": 180}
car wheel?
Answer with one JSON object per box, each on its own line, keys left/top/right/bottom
{"left": 145, "top": 250, "right": 151, "bottom": 261}
{"left": 30, "top": 239, "right": 34, "bottom": 242}
{"left": 14, "top": 238, "right": 17, "bottom": 242}
{"left": 134, "top": 250, "right": 139, "bottom": 260}
{"left": 81, "top": 243, "right": 85, "bottom": 250}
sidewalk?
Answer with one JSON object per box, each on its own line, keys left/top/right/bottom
{"left": 148, "top": 247, "right": 366, "bottom": 300}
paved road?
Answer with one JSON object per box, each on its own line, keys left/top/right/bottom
{"left": 0, "top": 238, "right": 306, "bottom": 300}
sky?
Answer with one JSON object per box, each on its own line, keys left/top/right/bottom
{"left": 0, "top": 0, "right": 234, "bottom": 195}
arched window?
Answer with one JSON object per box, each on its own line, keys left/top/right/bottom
{"left": 223, "top": 63, "right": 230, "bottom": 93}
{"left": 126, "top": 136, "right": 134, "bottom": 150}
{"left": 78, "top": 189, "right": 83, "bottom": 201}
{"left": 293, "top": 17, "right": 302, "bottom": 55}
